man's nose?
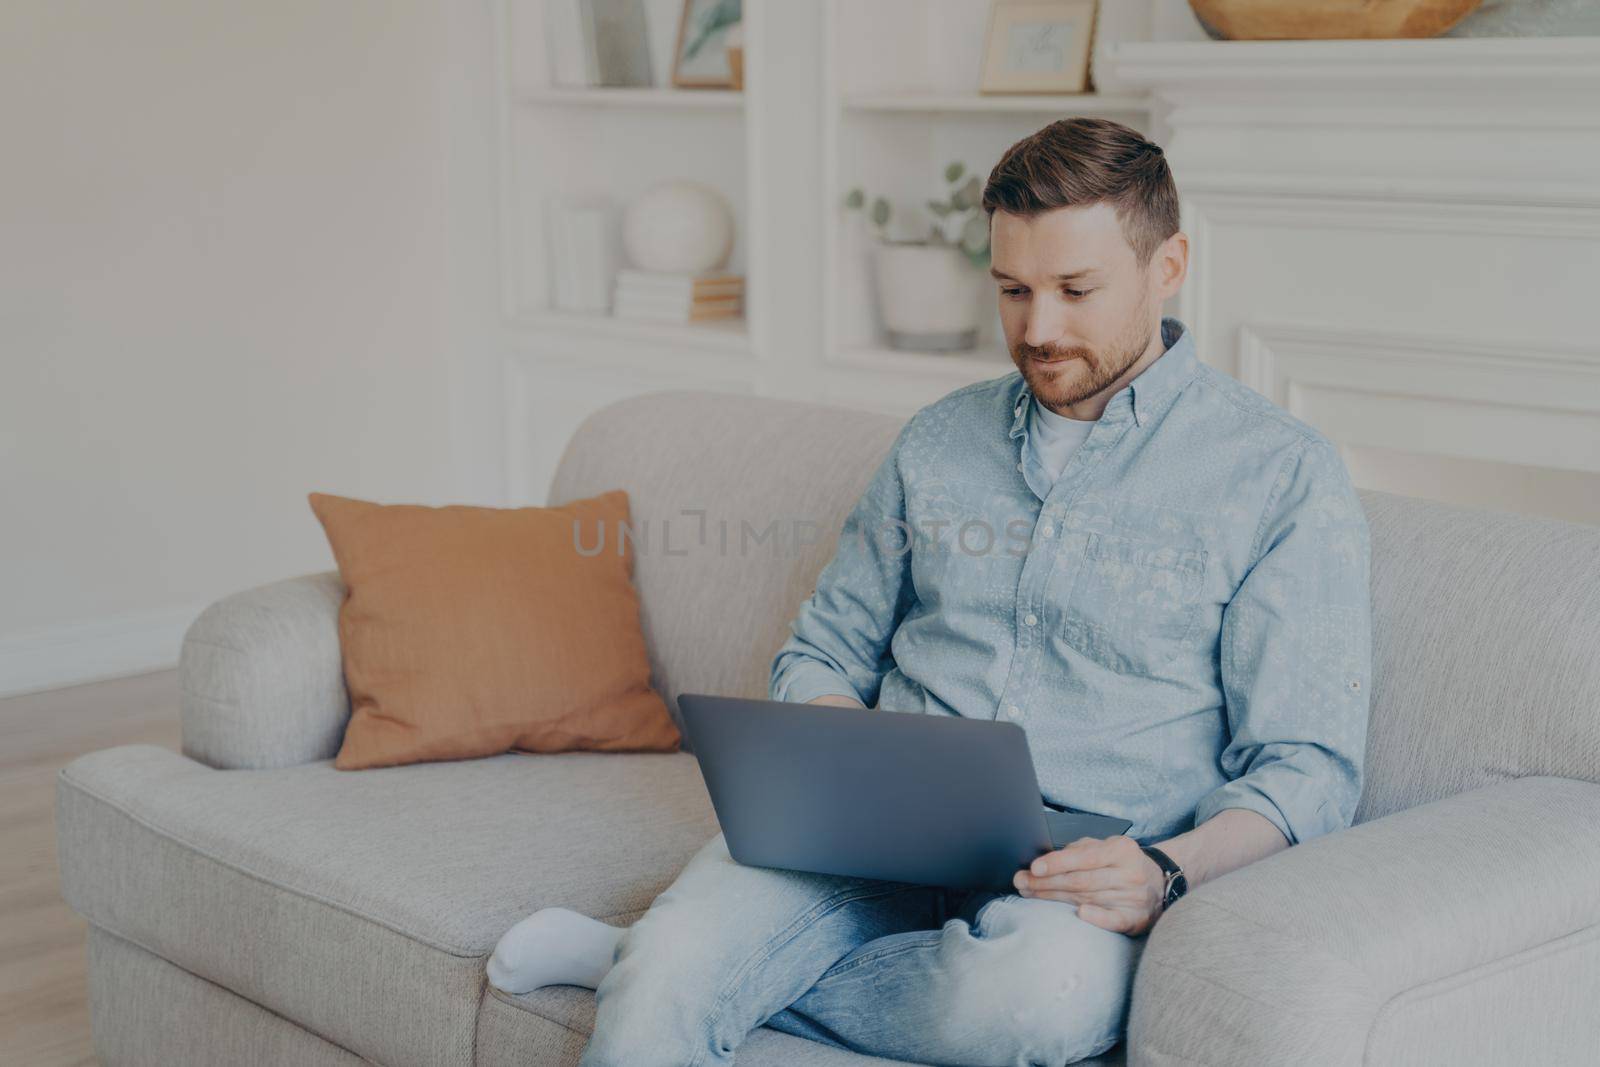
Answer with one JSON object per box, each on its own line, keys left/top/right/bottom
{"left": 1023, "top": 298, "right": 1068, "bottom": 350}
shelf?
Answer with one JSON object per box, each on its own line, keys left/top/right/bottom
{"left": 519, "top": 87, "right": 744, "bottom": 111}
{"left": 513, "top": 309, "right": 752, "bottom": 353}
{"left": 830, "top": 344, "right": 1017, "bottom": 383}
{"left": 841, "top": 91, "right": 1151, "bottom": 116}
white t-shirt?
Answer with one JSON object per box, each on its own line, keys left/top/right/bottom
{"left": 1028, "top": 395, "right": 1097, "bottom": 484}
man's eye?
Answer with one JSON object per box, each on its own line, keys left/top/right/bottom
{"left": 1001, "top": 287, "right": 1027, "bottom": 298}
{"left": 1064, "top": 287, "right": 1092, "bottom": 299}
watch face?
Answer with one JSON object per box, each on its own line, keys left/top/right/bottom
{"left": 1168, "top": 873, "right": 1186, "bottom": 901}
{"left": 1144, "top": 847, "right": 1185, "bottom": 907}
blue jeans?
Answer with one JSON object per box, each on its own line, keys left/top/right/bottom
{"left": 578, "top": 830, "right": 1146, "bottom": 1067}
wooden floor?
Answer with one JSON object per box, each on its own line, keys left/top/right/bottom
{"left": 0, "top": 669, "right": 182, "bottom": 1067}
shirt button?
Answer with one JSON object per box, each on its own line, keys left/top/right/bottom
{"left": 1006, "top": 705, "right": 1021, "bottom": 718}
{"left": 1024, "top": 613, "right": 1037, "bottom": 626}
{"left": 1040, "top": 523, "right": 1055, "bottom": 537}
{"left": 1016, "top": 461, "right": 1024, "bottom": 472}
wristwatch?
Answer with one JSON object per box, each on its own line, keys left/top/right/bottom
{"left": 1140, "top": 845, "right": 1188, "bottom": 911}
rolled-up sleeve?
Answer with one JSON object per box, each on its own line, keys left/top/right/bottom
{"left": 769, "top": 418, "right": 919, "bottom": 708}
{"left": 1193, "top": 436, "right": 1372, "bottom": 846}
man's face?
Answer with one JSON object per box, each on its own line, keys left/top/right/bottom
{"left": 989, "top": 202, "right": 1184, "bottom": 416}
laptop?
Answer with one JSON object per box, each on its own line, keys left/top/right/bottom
{"left": 676, "top": 693, "right": 1134, "bottom": 891}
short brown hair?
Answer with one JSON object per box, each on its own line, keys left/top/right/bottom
{"left": 982, "top": 117, "right": 1179, "bottom": 266}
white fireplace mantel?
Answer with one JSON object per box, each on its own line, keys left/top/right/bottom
{"left": 1098, "top": 36, "right": 1600, "bottom": 197}
{"left": 1096, "top": 35, "right": 1600, "bottom": 523}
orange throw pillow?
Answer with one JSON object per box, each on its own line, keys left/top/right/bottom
{"left": 307, "top": 490, "right": 680, "bottom": 770}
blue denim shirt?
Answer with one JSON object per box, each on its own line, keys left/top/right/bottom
{"left": 769, "top": 317, "right": 1372, "bottom": 848}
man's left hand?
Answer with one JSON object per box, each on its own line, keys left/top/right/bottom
{"left": 1012, "top": 834, "right": 1165, "bottom": 936}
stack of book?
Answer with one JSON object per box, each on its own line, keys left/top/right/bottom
{"left": 612, "top": 269, "right": 744, "bottom": 324}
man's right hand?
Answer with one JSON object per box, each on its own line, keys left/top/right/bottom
{"left": 807, "top": 694, "right": 865, "bottom": 709}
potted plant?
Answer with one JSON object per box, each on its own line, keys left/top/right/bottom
{"left": 844, "top": 162, "right": 992, "bottom": 352}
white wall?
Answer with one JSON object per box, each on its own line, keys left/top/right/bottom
{"left": 0, "top": 0, "right": 504, "bottom": 695}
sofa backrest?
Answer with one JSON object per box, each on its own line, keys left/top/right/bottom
{"left": 1356, "top": 489, "right": 1600, "bottom": 822}
{"left": 547, "top": 388, "right": 901, "bottom": 735}
{"left": 547, "top": 389, "right": 1600, "bottom": 823}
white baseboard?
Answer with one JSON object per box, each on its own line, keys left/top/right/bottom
{"left": 0, "top": 604, "right": 205, "bottom": 699}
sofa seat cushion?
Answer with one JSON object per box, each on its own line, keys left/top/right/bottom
{"left": 56, "top": 743, "right": 717, "bottom": 1067}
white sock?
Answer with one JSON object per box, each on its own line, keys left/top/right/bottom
{"left": 486, "top": 907, "right": 625, "bottom": 994}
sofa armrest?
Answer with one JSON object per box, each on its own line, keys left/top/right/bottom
{"left": 178, "top": 571, "right": 351, "bottom": 769}
{"left": 1128, "top": 775, "right": 1600, "bottom": 1066}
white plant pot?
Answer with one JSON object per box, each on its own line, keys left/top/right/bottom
{"left": 872, "top": 242, "right": 988, "bottom": 352}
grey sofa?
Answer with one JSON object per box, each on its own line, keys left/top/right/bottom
{"left": 57, "top": 389, "right": 1600, "bottom": 1066}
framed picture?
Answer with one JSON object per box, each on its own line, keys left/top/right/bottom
{"left": 980, "top": 0, "right": 1098, "bottom": 95}
{"left": 577, "top": 0, "right": 654, "bottom": 88}
{"left": 672, "top": 0, "right": 743, "bottom": 89}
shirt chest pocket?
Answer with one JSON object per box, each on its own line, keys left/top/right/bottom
{"left": 1058, "top": 530, "right": 1208, "bottom": 676}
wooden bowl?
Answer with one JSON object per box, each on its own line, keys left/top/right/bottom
{"left": 1188, "top": 0, "right": 1482, "bottom": 38}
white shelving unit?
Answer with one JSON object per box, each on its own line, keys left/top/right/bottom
{"left": 494, "top": 0, "right": 774, "bottom": 504}
{"left": 496, "top": 0, "right": 760, "bottom": 365}
{"left": 820, "top": 0, "right": 1157, "bottom": 392}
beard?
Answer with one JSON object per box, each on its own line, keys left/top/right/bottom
{"left": 1010, "top": 305, "right": 1156, "bottom": 412}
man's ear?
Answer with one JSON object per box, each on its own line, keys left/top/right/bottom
{"left": 1154, "top": 231, "right": 1188, "bottom": 302}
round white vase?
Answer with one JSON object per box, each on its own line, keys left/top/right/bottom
{"left": 622, "top": 180, "right": 735, "bottom": 274}
{"left": 872, "top": 242, "right": 988, "bottom": 351}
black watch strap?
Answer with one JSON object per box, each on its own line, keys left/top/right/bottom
{"left": 1140, "top": 845, "right": 1188, "bottom": 910}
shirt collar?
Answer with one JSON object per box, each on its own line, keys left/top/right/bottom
{"left": 1009, "top": 316, "right": 1198, "bottom": 437}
